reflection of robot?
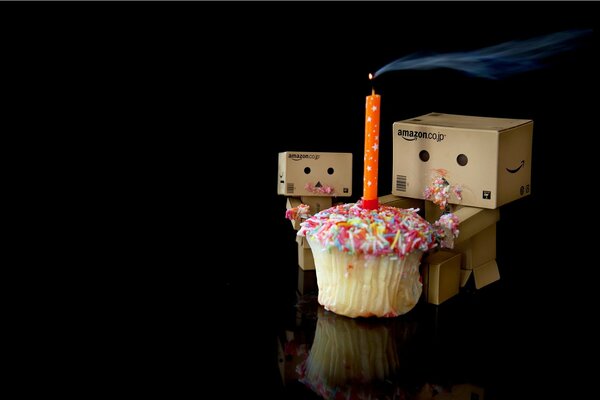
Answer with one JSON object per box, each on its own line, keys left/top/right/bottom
{"left": 278, "top": 151, "right": 353, "bottom": 294}
{"left": 386, "top": 113, "right": 533, "bottom": 304}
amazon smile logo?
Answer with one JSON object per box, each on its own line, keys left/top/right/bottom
{"left": 289, "top": 153, "right": 320, "bottom": 161}
{"left": 506, "top": 160, "right": 525, "bottom": 174}
{"left": 397, "top": 129, "right": 446, "bottom": 142}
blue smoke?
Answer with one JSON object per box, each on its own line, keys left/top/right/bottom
{"left": 374, "top": 29, "right": 592, "bottom": 80}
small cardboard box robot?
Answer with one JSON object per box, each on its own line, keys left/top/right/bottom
{"left": 390, "top": 112, "right": 533, "bottom": 304}
{"left": 278, "top": 151, "right": 353, "bottom": 294}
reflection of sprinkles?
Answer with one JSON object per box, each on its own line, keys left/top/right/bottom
{"left": 298, "top": 202, "right": 455, "bottom": 258}
{"left": 424, "top": 170, "right": 462, "bottom": 210}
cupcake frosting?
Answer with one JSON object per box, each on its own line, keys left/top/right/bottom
{"left": 299, "top": 202, "right": 456, "bottom": 258}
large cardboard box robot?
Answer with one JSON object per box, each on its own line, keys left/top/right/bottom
{"left": 390, "top": 113, "right": 533, "bottom": 302}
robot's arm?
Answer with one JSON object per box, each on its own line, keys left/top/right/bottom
{"left": 285, "top": 196, "right": 335, "bottom": 230}
{"left": 452, "top": 205, "right": 499, "bottom": 244}
{"left": 424, "top": 200, "right": 499, "bottom": 243}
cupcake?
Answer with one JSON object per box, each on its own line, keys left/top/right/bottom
{"left": 298, "top": 202, "right": 458, "bottom": 318}
{"left": 297, "top": 308, "right": 415, "bottom": 399}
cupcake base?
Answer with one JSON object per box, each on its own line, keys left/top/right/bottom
{"left": 308, "top": 237, "right": 423, "bottom": 318}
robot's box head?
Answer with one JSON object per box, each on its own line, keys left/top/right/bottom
{"left": 278, "top": 151, "right": 352, "bottom": 197}
{"left": 392, "top": 113, "right": 533, "bottom": 209}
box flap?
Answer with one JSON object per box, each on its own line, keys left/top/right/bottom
{"left": 424, "top": 251, "right": 461, "bottom": 305}
{"left": 473, "top": 260, "right": 500, "bottom": 289}
{"left": 460, "top": 269, "right": 472, "bottom": 287}
{"left": 286, "top": 197, "right": 302, "bottom": 210}
{"left": 399, "top": 112, "right": 531, "bottom": 132}
{"left": 298, "top": 245, "right": 315, "bottom": 270}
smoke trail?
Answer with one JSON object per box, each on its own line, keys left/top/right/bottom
{"left": 374, "top": 29, "right": 592, "bottom": 80}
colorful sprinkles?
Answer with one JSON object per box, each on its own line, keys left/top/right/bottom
{"left": 434, "top": 213, "right": 460, "bottom": 249}
{"left": 305, "top": 182, "right": 335, "bottom": 195}
{"left": 298, "top": 201, "right": 457, "bottom": 258}
{"left": 423, "top": 169, "right": 463, "bottom": 210}
{"left": 285, "top": 204, "right": 311, "bottom": 221}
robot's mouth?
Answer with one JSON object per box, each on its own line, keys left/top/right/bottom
{"left": 506, "top": 160, "right": 525, "bottom": 174}
{"left": 424, "top": 170, "right": 463, "bottom": 210}
{"left": 305, "top": 182, "right": 334, "bottom": 195}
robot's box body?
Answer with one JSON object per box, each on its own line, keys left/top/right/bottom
{"left": 392, "top": 113, "right": 533, "bottom": 209}
{"left": 278, "top": 151, "right": 353, "bottom": 197}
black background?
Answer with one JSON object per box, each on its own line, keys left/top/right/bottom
{"left": 206, "top": 3, "right": 597, "bottom": 305}
{"left": 116, "top": 3, "right": 600, "bottom": 397}
{"left": 21, "top": 2, "right": 595, "bottom": 398}
{"left": 193, "top": 4, "right": 597, "bottom": 398}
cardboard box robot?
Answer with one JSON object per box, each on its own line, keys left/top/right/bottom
{"left": 278, "top": 151, "right": 353, "bottom": 294}
{"left": 389, "top": 113, "right": 533, "bottom": 303}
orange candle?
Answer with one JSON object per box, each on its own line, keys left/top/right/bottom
{"left": 363, "top": 82, "right": 381, "bottom": 210}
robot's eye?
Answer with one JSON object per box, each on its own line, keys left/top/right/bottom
{"left": 457, "top": 154, "right": 468, "bottom": 166}
{"left": 327, "top": 167, "right": 334, "bottom": 175}
{"left": 419, "top": 150, "right": 430, "bottom": 162}
{"left": 304, "top": 167, "right": 311, "bottom": 174}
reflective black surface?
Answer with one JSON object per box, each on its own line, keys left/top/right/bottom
{"left": 219, "top": 200, "right": 590, "bottom": 399}
{"left": 275, "top": 286, "right": 528, "bottom": 400}
{"left": 153, "top": 5, "right": 595, "bottom": 397}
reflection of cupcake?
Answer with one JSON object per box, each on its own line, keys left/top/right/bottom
{"left": 299, "top": 202, "right": 458, "bottom": 318}
{"left": 297, "top": 308, "right": 413, "bottom": 399}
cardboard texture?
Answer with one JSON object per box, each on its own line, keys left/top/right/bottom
{"left": 296, "top": 235, "right": 311, "bottom": 249}
{"left": 278, "top": 151, "right": 353, "bottom": 197}
{"left": 423, "top": 201, "right": 500, "bottom": 289}
{"left": 297, "top": 265, "right": 317, "bottom": 294}
{"left": 298, "top": 244, "right": 315, "bottom": 270}
{"left": 286, "top": 197, "right": 302, "bottom": 209}
{"left": 452, "top": 206, "right": 499, "bottom": 244}
{"left": 300, "top": 196, "right": 332, "bottom": 215}
{"left": 472, "top": 260, "right": 500, "bottom": 289}
{"left": 459, "top": 260, "right": 500, "bottom": 289}
{"left": 392, "top": 113, "right": 533, "bottom": 209}
{"left": 471, "top": 224, "right": 496, "bottom": 265}
{"left": 424, "top": 200, "right": 444, "bottom": 223}
{"left": 454, "top": 224, "right": 496, "bottom": 269}
{"left": 422, "top": 251, "right": 461, "bottom": 305}
{"left": 378, "top": 194, "right": 424, "bottom": 210}
{"left": 454, "top": 239, "right": 471, "bottom": 269}
{"left": 424, "top": 202, "right": 499, "bottom": 235}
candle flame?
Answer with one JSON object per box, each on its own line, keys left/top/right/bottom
{"left": 368, "top": 73, "right": 373, "bottom": 80}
